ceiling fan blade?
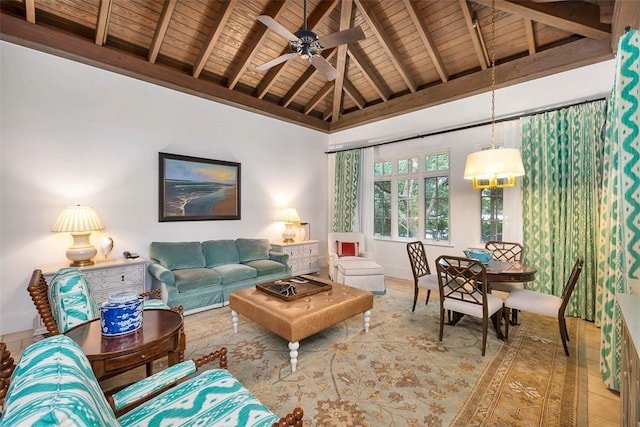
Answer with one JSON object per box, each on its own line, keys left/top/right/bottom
{"left": 256, "top": 53, "right": 298, "bottom": 71}
{"left": 310, "top": 56, "right": 338, "bottom": 81}
{"left": 318, "top": 26, "right": 365, "bottom": 50}
{"left": 257, "top": 15, "right": 298, "bottom": 42}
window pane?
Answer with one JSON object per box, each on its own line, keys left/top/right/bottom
{"left": 480, "top": 187, "right": 504, "bottom": 243}
{"left": 374, "top": 161, "right": 392, "bottom": 177}
{"left": 374, "top": 180, "right": 391, "bottom": 236}
{"left": 424, "top": 175, "right": 449, "bottom": 242}
{"left": 397, "top": 179, "right": 418, "bottom": 238}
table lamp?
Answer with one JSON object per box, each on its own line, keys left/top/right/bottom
{"left": 51, "top": 205, "right": 105, "bottom": 266}
{"left": 278, "top": 208, "right": 300, "bottom": 243}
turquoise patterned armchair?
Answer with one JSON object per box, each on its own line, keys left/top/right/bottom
{"left": 0, "top": 336, "right": 304, "bottom": 426}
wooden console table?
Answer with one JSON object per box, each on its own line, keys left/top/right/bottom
{"left": 64, "top": 309, "right": 183, "bottom": 381}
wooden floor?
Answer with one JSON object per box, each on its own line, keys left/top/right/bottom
{"left": 0, "top": 316, "right": 621, "bottom": 425}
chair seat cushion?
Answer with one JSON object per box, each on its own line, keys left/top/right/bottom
{"left": 338, "top": 259, "right": 384, "bottom": 276}
{"left": 444, "top": 292, "right": 503, "bottom": 318}
{"left": 118, "top": 369, "right": 279, "bottom": 427}
{"left": 504, "top": 289, "right": 562, "bottom": 317}
{"left": 417, "top": 275, "right": 439, "bottom": 290}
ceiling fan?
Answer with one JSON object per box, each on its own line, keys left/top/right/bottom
{"left": 256, "top": 0, "right": 365, "bottom": 81}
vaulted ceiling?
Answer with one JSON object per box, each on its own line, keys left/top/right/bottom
{"left": 1, "top": 1, "right": 637, "bottom": 133}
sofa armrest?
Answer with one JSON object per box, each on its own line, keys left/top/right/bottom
{"left": 148, "top": 262, "right": 175, "bottom": 286}
{"left": 269, "top": 250, "right": 289, "bottom": 266}
{"left": 110, "top": 347, "right": 227, "bottom": 416}
{"left": 359, "top": 250, "right": 374, "bottom": 259}
{"left": 111, "top": 360, "right": 197, "bottom": 410}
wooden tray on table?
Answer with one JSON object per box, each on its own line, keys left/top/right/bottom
{"left": 256, "top": 277, "right": 332, "bottom": 301}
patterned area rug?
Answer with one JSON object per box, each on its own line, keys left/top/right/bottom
{"left": 105, "top": 281, "right": 585, "bottom": 426}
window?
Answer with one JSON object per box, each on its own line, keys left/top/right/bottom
{"left": 374, "top": 161, "right": 392, "bottom": 237}
{"left": 374, "top": 152, "right": 450, "bottom": 242}
{"left": 481, "top": 188, "right": 503, "bottom": 242}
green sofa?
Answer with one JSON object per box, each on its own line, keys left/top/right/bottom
{"left": 148, "top": 238, "right": 291, "bottom": 313}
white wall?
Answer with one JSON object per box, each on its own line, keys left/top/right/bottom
{"left": 328, "top": 60, "right": 616, "bottom": 280}
{"left": 0, "top": 41, "right": 329, "bottom": 335}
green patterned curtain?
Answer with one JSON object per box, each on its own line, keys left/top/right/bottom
{"left": 598, "top": 29, "right": 640, "bottom": 391}
{"left": 333, "top": 150, "right": 360, "bottom": 232}
{"left": 521, "top": 100, "right": 607, "bottom": 321}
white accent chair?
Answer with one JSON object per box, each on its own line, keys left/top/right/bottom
{"left": 328, "top": 232, "right": 386, "bottom": 294}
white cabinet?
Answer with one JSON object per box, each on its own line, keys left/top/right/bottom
{"left": 270, "top": 240, "right": 319, "bottom": 276}
{"left": 34, "top": 258, "right": 147, "bottom": 335}
{"left": 618, "top": 293, "right": 640, "bottom": 426}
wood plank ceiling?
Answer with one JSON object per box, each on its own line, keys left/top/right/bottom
{"left": 1, "top": 0, "right": 636, "bottom": 133}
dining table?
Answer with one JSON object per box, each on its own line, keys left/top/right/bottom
{"left": 484, "top": 259, "right": 537, "bottom": 284}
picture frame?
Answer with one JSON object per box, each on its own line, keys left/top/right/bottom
{"left": 159, "top": 152, "right": 241, "bottom": 222}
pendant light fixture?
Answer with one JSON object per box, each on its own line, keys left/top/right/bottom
{"left": 463, "top": 0, "right": 524, "bottom": 189}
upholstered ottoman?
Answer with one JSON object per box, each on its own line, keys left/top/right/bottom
{"left": 336, "top": 259, "right": 386, "bottom": 294}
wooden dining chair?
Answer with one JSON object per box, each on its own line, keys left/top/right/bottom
{"left": 504, "top": 259, "right": 583, "bottom": 356}
{"left": 435, "top": 255, "right": 506, "bottom": 356}
{"left": 485, "top": 241, "right": 525, "bottom": 323}
{"left": 406, "top": 241, "right": 439, "bottom": 312}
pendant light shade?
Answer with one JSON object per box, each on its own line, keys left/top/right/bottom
{"left": 464, "top": 148, "right": 525, "bottom": 189}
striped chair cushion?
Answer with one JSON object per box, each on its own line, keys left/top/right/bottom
{"left": 118, "top": 369, "right": 280, "bottom": 427}
{"left": 48, "top": 267, "right": 98, "bottom": 333}
{"left": 0, "top": 335, "right": 117, "bottom": 426}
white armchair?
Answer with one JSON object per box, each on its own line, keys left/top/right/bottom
{"left": 328, "top": 232, "right": 374, "bottom": 280}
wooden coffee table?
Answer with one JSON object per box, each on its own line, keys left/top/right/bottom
{"left": 64, "top": 309, "right": 183, "bottom": 381}
{"left": 229, "top": 275, "right": 373, "bottom": 372}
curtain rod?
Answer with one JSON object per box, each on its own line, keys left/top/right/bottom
{"left": 325, "top": 96, "right": 607, "bottom": 154}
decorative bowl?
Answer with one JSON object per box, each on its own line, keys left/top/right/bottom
{"left": 463, "top": 248, "right": 493, "bottom": 264}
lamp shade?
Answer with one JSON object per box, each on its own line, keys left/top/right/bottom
{"left": 277, "top": 208, "right": 301, "bottom": 223}
{"left": 463, "top": 148, "right": 525, "bottom": 180}
{"left": 51, "top": 205, "right": 105, "bottom": 233}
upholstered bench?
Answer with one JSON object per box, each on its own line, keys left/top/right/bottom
{"left": 0, "top": 335, "right": 303, "bottom": 427}
{"left": 336, "top": 258, "right": 386, "bottom": 294}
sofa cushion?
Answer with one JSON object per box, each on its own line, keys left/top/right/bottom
{"left": 48, "top": 267, "right": 99, "bottom": 333}
{"left": 236, "top": 238, "right": 271, "bottom": 263}
{"left": 244, "top": 259, "right": 288, "bottom": 276}
{"left": 0, "top": 335, "right": 118, "bottom": 426}
{"left": 336, "top": 240, "right": 360, "bottom": 257}
{"left": 212, "top": 264, "right": 257, "bottom": 284}
{"left": 150, "top": 241, "right": 206, "bottom": 270}
{"left": 173, "top": 268, "right": 222, "bottom": 293}
{"left": 202, "top": 240, "right": 240, "bottom": 267}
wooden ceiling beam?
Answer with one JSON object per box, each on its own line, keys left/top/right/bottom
{"left": 347, "top": 47, "right": 389, "bottom": 101}
{"left": 0, "top": 13, "right": 329, "bottom": 132}
{"left": 95, "top": 0, "right": 112, "bottom": 46}
{"left": 459, "top": 0, "right": 489, "bottom": 70}
{"left": 402, "top": 0, "right": 448, "bottom": 83}
{"left": 255, "top": 0, "right": 338, "bottom": 99}
{"left": 332, "top": 0, "right": 354, "bottom": 122}
{"left": 305, "top": 81, "right": 333, "bottom": 114}
{"left": 471, "top": 0, "right": 611, "bottom": 40}
{"left": 193, "top": 0, "right": 236, "bottom": 78}
{"left": 343, "top": 79, "right": 366, "bottom": 109}
{"left": 148, "top": 0, "right": 177, "bottom": 64}
{"left": 280, "top": 48, "right": 336, "bottom": 108}
{"left": 329, "top": 37, "right": 613, "bottom": 132}
{"left": 524, "top": 18, "right": 536, "bottom": 55}
{"left": 24, "top": 0, "right": 35, "bottom": 23}
{"left": 354, "top": 0, "right": 416, "bottom": 93}
{"left": 227, "top": 0, "right": 291, "bottom": 90}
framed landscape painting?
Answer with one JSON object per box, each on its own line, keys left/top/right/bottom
{"left": 159, "top": 152, "right": 241, "bottom": 221}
